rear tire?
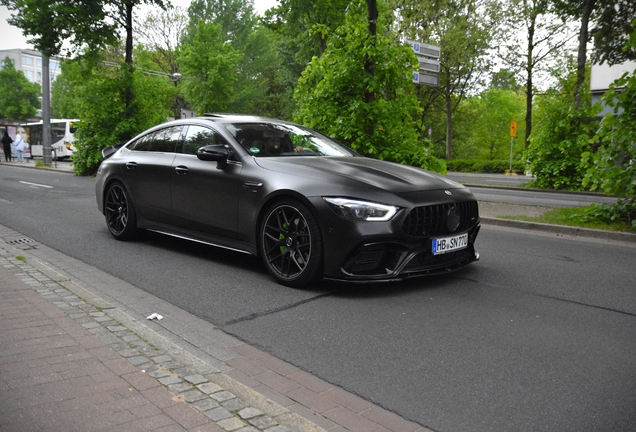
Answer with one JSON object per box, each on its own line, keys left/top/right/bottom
{"left": 259, "top": 199, "right": 323, "bottom": 287}
{"left": 104, "top": 182, "right": 138, "bottom": 240}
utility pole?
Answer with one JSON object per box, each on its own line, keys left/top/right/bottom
{"left": 42, "top": 54, "right": 52, "bottom": 165}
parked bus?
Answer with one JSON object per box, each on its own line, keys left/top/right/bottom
{"left": 21, "top": 119, "right": 79, "bottom": 160}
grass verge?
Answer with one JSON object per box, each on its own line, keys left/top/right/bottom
{"left": 502, "top": 206, "right": 636, "bottom": 233}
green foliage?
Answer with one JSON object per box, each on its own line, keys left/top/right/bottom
{"left": 505, "top": 205, "right": 636, "bottom": 233}
{"left": 395, "top": 0, "right": 501, "bottom": 159}
{"left": 566, "top": 203, "right": 636, "bottom": 231}
{"left": 0, "top": 0, "right": 116, "bottom": 57}
{"left": 581, "top": 27, "right": 636, "bottom": 227}
{"left": 69, "top": 57, "right": 173, "bottom": 176}
{"left": 294, "top": 0, "right": 443, "bottom": 172}
{"left": 453, "top": 88, "right": 525, "bottom": 160}
{"left": 446, "top": 159, "right": 524, "bottom": 173}
{"left": 0, "top": 57, "right": 41, "bottom": 121}
{"left": 51, "top": 59, "right": 83, "bottom": 118}
{"left": 177, "top": 20, "right": 241, "bottom": 114}
{"left": 525, "top": 69, "right": 598, "bottom": 190}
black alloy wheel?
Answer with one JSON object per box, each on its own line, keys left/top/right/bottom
{"left": 104, "top": 182, "right": 138, "bottom": 240}
{"left": 260, "top": 199, "right": 323, "bottom": 287}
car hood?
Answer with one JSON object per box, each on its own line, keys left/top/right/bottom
{"left": 254, "top": 156, "right": 465, "bottom": 193}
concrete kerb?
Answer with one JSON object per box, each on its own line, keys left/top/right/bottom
{"left": 480, "top": 216, "right": 636, "bottom": 244}
{"left": 0, "top": 237, "right": 326, "bottom": 432}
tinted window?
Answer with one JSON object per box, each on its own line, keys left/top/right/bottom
{"left": 152, "top": 126, "right": 183, "bottom": 152}
{"left": 130, "top": 126, "right": 183, "bottom": 153}
{"left": 130, "top": 134, "right": 152, "bottom": 151}
{"left": 182, "top": 125, "right": 228, "bottom": 155}
{"left": 226, "top": 123, "right": 355, "bottom": 157}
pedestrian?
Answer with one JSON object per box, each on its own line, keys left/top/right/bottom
{"left": 14, "top": 132, "right": 25, "bottom": 163}
{"left": 1, "top": 130, "right": 12, "bottom": 162}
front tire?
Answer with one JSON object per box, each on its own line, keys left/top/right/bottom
{"left": 260, "top": 199, "right": 323, "bottom": 287}
{"left": 104, "top": 182, "right": 138, "bottom": 240}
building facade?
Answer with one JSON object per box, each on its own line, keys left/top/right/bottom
{"left": 0, "top": 48, "right": 61, "bottom": 86}
{"left": 590, "top": 61, "right": 636, "bottom": 116}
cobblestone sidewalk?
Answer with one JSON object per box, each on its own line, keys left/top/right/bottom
{"left": 0, "top": 248, "right": 303, "bottom": 432}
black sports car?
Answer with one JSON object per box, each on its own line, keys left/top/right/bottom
{"left": 95, "top": 114, "right": 480, "bottom": 287}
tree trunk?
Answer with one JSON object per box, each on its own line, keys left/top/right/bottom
{"left": 524, "top": 11, "right": 535, "bottom": 150}
{"left": 445, "top": 87, "right": 452, "bottom": 159}
{"left": 365, "top": 0, "right": 377, "bottom": 105}
{"left": 124, "top": 1, "right": 135, "bottom": 129}
{"left": 42, "top": 55, "right": 52, "bottom": 165}
{"left": 125, "top": 2, "right": 134, "bottom": 67}
{"left": 573, "top": 0, "right": 596, "bottom": 110}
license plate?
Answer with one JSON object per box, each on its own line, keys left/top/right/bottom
{"left": 432, "top": 233, "right": 468, "bottom": 255}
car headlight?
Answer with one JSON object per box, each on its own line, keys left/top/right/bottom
{"left": 323, "top": 198, "right": 398, "bottom": 221}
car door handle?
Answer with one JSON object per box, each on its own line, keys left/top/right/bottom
{"left": 125, "top": 162, "right": 137, "bottom": 170}
{"left": 175, "top": 166, "right": 188, "bottom": 175}
{"left": 243, "top": 181, "right": 263, "bottom": 192}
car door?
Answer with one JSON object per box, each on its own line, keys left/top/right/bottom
{"left": 170, "top": 124, "right": 242, "bottom": 240}
{"left": 120, "top": 126, "right": 182, "bottom": 225}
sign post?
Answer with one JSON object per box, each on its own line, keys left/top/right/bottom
{"left": 508, "top": 120, "right": 518, "bottom": 175}
{"left": 406, "top": 40, "right": 440, "bottom": 87}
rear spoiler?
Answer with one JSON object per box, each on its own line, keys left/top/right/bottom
{"left": 101, "top": 143, "right": 125, "bottom": 159}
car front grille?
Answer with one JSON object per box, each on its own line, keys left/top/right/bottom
{"left": 402, "top": 201, "right": 479, "bottom": 237}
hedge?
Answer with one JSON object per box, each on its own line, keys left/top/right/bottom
{"left": 445, "top": 159, "right": 526, "bottom": 174}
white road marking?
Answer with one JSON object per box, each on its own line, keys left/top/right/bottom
{"left": 19, "top": 181, "right": 54, "bottom": 189}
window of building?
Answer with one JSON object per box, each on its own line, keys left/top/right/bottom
{"left": 22, "top": 56, "right": 34, "bottom": 66}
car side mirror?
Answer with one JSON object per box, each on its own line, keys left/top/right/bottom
{"left": 196, "top": 145, "right": 229, "bottom": 168}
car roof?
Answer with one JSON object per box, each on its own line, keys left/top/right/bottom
{"left": 198, "top": 113, "right": 285, "bottom": 124}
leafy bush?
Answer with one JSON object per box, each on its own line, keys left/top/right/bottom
{"left": 446, "top": 159, "right": 524, "bottom": 173}
{"left": 525, "top": 70, "right": 598, "bottom": 190}
{"left": 581, "top": 26, "right": 636, "bottom": 227}
{"left": 567, "top": 202, "right": 636, "bottom": 231}
{"left": 70, "top": 58, "right": 173, "bottom": 176}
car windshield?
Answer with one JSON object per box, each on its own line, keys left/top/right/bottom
{"left": 225, "top": 122, "right": 355, "bottom": 157}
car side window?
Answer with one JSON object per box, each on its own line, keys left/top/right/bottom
{"left": 152, "top": 126, "right": 183, "bottom": 152}
{"left": 182, "top": 125, "right": 228, "bottom": 155}
{"left": 130, "top": 126, "right": 183, "bottom": 153}
{"left": 130, "top": 134, "right": 151, "bottom": 151}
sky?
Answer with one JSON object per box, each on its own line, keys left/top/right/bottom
{"left": 0, "top": 0, "right": 279, "bottom": 52}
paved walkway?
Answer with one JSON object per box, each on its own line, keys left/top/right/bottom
{"left": 0, "top": 227, "right": 428, "bottom": 432}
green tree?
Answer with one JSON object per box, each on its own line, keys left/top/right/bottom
{"left": 590, "top": 0, "right": 636, "bottom": 65}
{"left": 264, "top": 0, "right": 350, "bottom": 70}
{"left": 551, "top": 0, "right": 635, "bottom": 108}
{"left": 0, "top": 57, "right": 41, "bottom": 121}
{"left": 1, "top": 0, "right": 116, "bottom": 57}
{"left": 66, "top": 54, "right": 173, "bottom": 175}
{"left": 294, "top": 0, "right": 444, "bottom": 172}
{"left": 177, "top": 20, "right": 241, "bottom": 114}
{"left": 581, "top": 24, "right": 636, "bottom": 227}
{"left": 497, "top": 0, "right": 577, "bottom": 149}
{"left": 454, "top": 88, "right": 526, "bottom": 160}
{"left": 187, "top": 0, "right": 257, "bottom": 48}
{"left": 181, "top": 0, "right": 291, "bottom": 117}
{"left": 134, "top": 4, "right": 188, "bottom": 118}
{"left": 525, "top": 65, "right": 599, "bottom": 190}
{"left": 394, "top": 0, "right": 501, "bottom": 159}
{"left": 490, "top": 68, "right": 523, "bottom": 92}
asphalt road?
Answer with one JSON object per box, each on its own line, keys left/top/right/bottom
{"left": 1, "top": 164, "right": 635, "bottom": 431}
